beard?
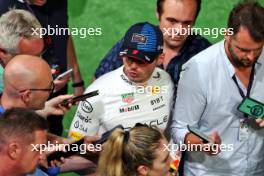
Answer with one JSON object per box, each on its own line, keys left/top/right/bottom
{"left": 228, "top": 44, "right": 255, "bottom": 68}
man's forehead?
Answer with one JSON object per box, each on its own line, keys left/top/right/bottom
{"left": 162, "top": 0, "right": 197, "bottom": 19}
{"left": 232, "top": 27, "right": 264, "bottom": 50}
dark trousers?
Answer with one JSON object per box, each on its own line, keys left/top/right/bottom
{"left": 178, "top": 151, "right": 185, "bottom": 176}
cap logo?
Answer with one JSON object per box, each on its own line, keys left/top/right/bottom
{"left": 132, "top": 50, "right": 139, "bottom": 54}
{"left": 131, "top": 33, "right": 147, "bottom": 44}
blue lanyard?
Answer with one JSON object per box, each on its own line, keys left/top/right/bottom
{"left": 232, "top": 63, "right": 255, "bottom": 118}
{"left": 232, "top": 63, "right": 255, "bottom": 98}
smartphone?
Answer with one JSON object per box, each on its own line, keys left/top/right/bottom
{"left": 61, "top": 90, "right": 99, "bottom": 106}
{"left": 55, "top": 68, "right": 73, "bottom": 80}
{"left": 46, "top": 124, "right": 123, "bottom": 166}
{"left": 187, "top": 125, "right": 211, "bottom": 143}
{"left": 238, "top": 97, "right": 264, "bottom": 119}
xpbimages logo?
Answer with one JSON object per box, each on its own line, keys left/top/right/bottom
{"left": 31, "top": 25, "right": 102, "bottom": 38}
{"left": 163, "top": 141, "right": 233, "bottom": 155}
{"left": 31, "top": 141, "right": 102, "bottom": 154}
{"left": 162, "top": 26, "right": 234, "bottom": 39}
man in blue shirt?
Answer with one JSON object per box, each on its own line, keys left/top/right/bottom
{"left": 94, "top": 0, "right": 211, "bottom": 85}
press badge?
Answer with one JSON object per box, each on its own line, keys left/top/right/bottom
{"left": 238, "top": 119, "right": 249, "bottom": 141}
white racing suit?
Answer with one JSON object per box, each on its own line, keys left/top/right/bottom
{"left": 69, "top": 66, "right": 174, "bottom": 140}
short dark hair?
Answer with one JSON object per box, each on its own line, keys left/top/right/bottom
{"left": 0, "top": 108, "right": 48, "bottom": 150}
{"left": 228, "top": 1, "right": 264, "bottom": 42}
{"left": 157, "top": 0, "right": 202, "bottom": 20}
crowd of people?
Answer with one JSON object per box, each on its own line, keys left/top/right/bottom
{"left": 0, "top": 0, "right": 264, "bottom": 176}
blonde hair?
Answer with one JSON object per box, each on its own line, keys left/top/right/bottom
{"left": 98, "top": 125, "right": 165, "bottom": 176}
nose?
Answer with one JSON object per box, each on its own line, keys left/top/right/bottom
{"left": 129, "top": 60, "right": 138, "bottom": 69}
{"left": 172, "top": 23, "right": 182, "bottom": 35}
{"left": 246, "top": 51, "right": 256, "bottom": 61}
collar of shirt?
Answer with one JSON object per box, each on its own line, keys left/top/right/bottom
{"left": 255, "top": 47, "right": 264, "bottom": 74}
{"left": 221, "top": 40, "right": 235, "bottom": 78}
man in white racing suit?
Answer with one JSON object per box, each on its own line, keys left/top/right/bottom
{"left": 69, "top": 22, "right": 174, "bottom": 140}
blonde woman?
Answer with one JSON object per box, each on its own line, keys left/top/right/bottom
{"left": 99, "top": 125, "right": 172, "bottom": 176}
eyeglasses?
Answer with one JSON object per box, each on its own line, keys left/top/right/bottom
{"left": 30, "top": 81, "right": 54, "bottom": 94}
{"left": 19, "top": 81, "right": 55, "bottom": 94}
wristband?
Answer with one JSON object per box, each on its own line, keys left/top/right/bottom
{"left": 46, "top": 166, "right": 60, "bottom": 176}
{"left": 72, "top": 80, "right": 84, "bottom": 87}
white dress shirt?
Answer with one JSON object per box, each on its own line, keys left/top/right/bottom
{"left": 171, "top": 40, "right": 264, "bottom": 176}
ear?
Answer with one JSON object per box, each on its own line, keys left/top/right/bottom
{"left": 157, "top": 53, "right": 165, "bottom": 65}
{"left": 20, "top": 90, "right": 31, "bottom": 105}
{"left": 121, "top": 56, "right": 126, "bottom": 62}
{"left": 8, "top": 142, "right": 22, "bottom": 160}
{"left": 156, "top": 9, "right": 160, "bottom": 21}
{"left": 224, "top": 28, "right": 231, "bottom": 41}
{"left": 122, "top": 56, "right": 129, "bottom": 65}
{"left": 137, "top": 165, "right": 149, "bottom": 176}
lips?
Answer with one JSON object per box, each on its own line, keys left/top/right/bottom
{"left": 128, "top": 71, "right": 138, "bottom": 78}
{"left": 170, "top": 35, "right": 184, "bottom": 41}
{"left": 241, "top": 59, "right": 254, "bottom": 67}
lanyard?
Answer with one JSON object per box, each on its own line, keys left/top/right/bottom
{"left": 232, "top": 63, "right": 255, "bottom": 98}
{"left": 232, "top": 63, "right": 255, "bottom": 119}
